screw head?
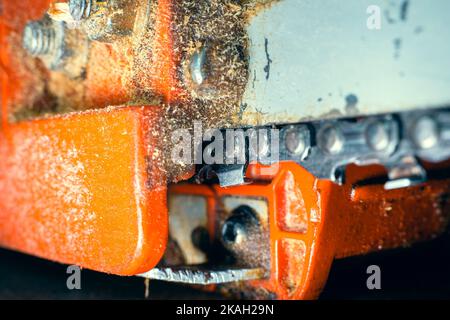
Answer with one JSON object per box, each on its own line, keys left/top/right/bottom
{"left": 222, "top": 219, "right": 246, "bottom": 246}
{"left": 69, "top": 0, "right": 93, "bottom": 21}
{"left": 284, "top": 126, "right": 308, "bottom": 156}
{"left": 366, "top": 121, "right": 390, "bottom": 152}
{"left": 257, "top": 131, "right": 270, "bottom": 159}
{"left": 226, "top": 134, "right": 245, "bottom": 164}
{"left": 221, "top": 206, "right": 258, "bottom": 249}
{"left": 190, "top": 47, "right": 207, "bottom": 86}
{"left": 318, "top": 125, "right": 344, "bottom": 154}
{"left": 412, "top": 116, "right": 440, "bottom": 149}
{"left": 249, "top": 129, "right": 270, "bottom": 160}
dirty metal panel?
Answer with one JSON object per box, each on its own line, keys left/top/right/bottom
{"left": 241, "top": 0, "right": 450, "bottom": 124}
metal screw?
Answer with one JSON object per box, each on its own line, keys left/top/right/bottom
{"left": 190, "top": 47, "right": 207, "bottom": 85}
{"left": 226, "top": 134, "right": 245, "bottom": 164}
{"left": 412, "top": 116, "right": 440, "bottom": 149}
{"left": 221, "top": 206, "right": 258, "bottom": 248}
{"left": 23, "top": 21, "right": 55, "bottom": 56}
{"left": 366, "top": 121, "right": 390, "bottom": 152}
{"left": 257, "top": 130, "right": 270, "bottom": 158}
{"left": 69, "top": 0, "right": 96, "bottom": 21}
{"left": 222, "top": 219, "right": 247, "bottom": 246}
{"left": 318, "top": 125, "right": 344, "bottom": 154}
{"left": 285, "top": 126, "right": 307, "bottom": 156}
{"left": 248, "top": 129, "right": 269, "bottom": 160}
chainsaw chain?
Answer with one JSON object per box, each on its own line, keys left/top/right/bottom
{"left": 196, "top": 107, "right": 450, "bottom": 189}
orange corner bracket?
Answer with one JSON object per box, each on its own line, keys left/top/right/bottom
{"left": 0, "top": 106, "right": 168, "bottom": 275}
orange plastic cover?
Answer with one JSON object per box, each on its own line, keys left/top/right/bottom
{"left": 0, "top": 106, "right": 168, "bottom": 275}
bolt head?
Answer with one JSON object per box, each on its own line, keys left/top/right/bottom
{"left": 366, "top": 121, "right": 390, "bottom": 152}
{"left": 225, "top": 134, "right": 246, "bottom": 164}
{"left": 258, "top": 131, "right": 270, "bottom": 159}
{"left": 222, "top": 220, "right": 246, "bottom": 246}
{"left": 285, "top": 126, "right": 307, "bottom": 156}
{"left": 318, "top": 125, "right": 344, "bottom": 154}
{"left": 190, "top": 47, "right": 207, "bottom": 85}
{"left": 69, "top": 0, "right": 92, "bottom": 21}
{"left": 413, "top": 116, "right": 440, "bottom": 149}
{"left": 249, "top": 130, "right": 270, "bottom": 160}
{"left": 221, "top": 206, "right": 259, "bottom": 249}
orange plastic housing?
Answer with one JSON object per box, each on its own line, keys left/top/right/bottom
{"left": 0, "top": 107, "right": 168, "bottom": 275}
{"left": 0, "top": 0, "right": 175, "bottom": 275}
{"left": 170, "top": 162, "right": 450, "bottom": 299}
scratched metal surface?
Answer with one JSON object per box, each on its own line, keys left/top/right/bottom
{"left": 2, "top": 232, "right": 450, "bottom": 299}
{"left": 241, "top": 0, "right": 450, "bottom": 125}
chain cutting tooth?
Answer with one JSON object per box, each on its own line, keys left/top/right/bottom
{"left": 197, "top": 108, "right": 450, "bottom": 189}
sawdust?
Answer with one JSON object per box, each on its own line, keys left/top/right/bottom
{"left": 172, "top": 0, "right": 249, "bottom": 127}
{"left": 7, "top": 0, "right": 279, "bottom": 182}
{"left": 47, "top": 72, "right": 85, "bottom": 113}
{"left": 8, "top": 17, "right": 88, "bottom": 121}
{"left": 243, "top": 0, "right": 281, "bottom": 23}
{"left": 47, "top": 3, "right": 76, "bottom": 24}
{"left": 126, "top": 0, "right": 254, "bottom": 181}
{"left": 10, "top": 0, "right": 278, "bottom": 124}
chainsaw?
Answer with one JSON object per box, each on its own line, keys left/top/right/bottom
{"left": 1, "top": 0, "right": 450, "bottom": 299}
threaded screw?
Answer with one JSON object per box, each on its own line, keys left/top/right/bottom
{"left": 23, "top": 21, "right": 56, "bottom": 56}
{"left": 69, "top": 0, "right": 97, "bottom": 21}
